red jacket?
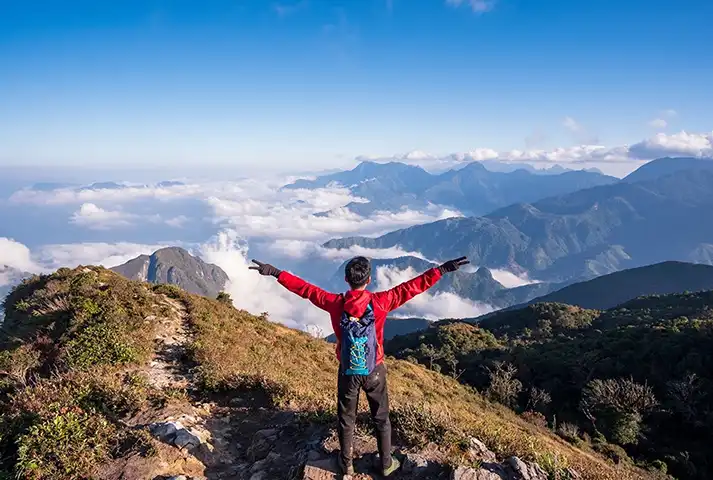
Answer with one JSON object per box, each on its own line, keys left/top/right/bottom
{"left": 277, "top": 268, "right": 443, "bottom": 366}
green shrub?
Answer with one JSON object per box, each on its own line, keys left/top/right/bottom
{"left": 556, "top": 422, "right": 581, "bottom": 444}
{"left": 16, "top": 409, "right": 115, "bottom": 480}
{"left": 63, "top": 322, "right": 138, "bottom": 369}
{"left": 592, "top": 441, "right": 631, "bottom": 465}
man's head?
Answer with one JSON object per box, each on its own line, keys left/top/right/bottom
{"left": 345, "top": 256, "right": 371, "bottom": 290}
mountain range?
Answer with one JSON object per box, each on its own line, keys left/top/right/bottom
{"left": 324, "top": 157, "right": 713, "bottom": 285}
{"left": 110, "top": 247, "right": 229, "bottom": 298}
{"left": 285, "top": 160, "right": 618, "bottom": 217}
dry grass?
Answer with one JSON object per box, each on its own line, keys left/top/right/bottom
{"left": 180, "top": 292, "right": 654, "bottom": 480}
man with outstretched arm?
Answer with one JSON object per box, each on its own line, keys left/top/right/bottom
{"left": 250, "top": 255, "right": 469, "bottom": 476}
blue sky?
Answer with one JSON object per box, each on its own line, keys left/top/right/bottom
{"left": 1, "top": 0, "right": 712, "bottom": 171}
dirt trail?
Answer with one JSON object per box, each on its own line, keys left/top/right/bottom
{"left": 147, "top": 296, "right": 193, "bottom": 391}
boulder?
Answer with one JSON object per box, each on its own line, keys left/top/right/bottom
{"left": 506, "top": 457, "right": 549, "bottom": 480}
{"left": 302, "top": 458, "right": 340, "bottom": 480}
{"left": 403, "top": 453, "right": 430, "bottom": 474}
{"left": 173, "top": 429, "right": 202, "bottom": 450}
{"left": 250, "top": 452, "right": 282, "bottom": 474}
{"left": 248, "top": 428, "right": 280, "bottom": 461}
{"left": 451, "top": 465, "right": 507, "bottom": 480}
{"left": 150, "top": 421, "right": 183, "bottom": 441}
{"left": 468, "top": 438, "right": 498, "bottom": 463}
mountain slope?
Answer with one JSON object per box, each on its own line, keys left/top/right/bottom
{"left": 0, "top": 267, "right": 654, "bottom": 480}
{"left": 386, "top": 291, "right": 713, "bottom": 480}
{"left": 520, "top": 261, "right": 713, "bottom": 310}
{"left": 287, "top": 160, "right": 617, "bottom": 216}
{"left": 623, "top": 156, "right": 713, "bottom": 183}
{"left": 110, "top": 247, "right": 229, "bottom": 298}
{"left": 324, "top": 169, "right": 713, "bottom": 283}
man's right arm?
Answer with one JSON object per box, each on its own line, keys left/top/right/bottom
{"left": 250, "top": 259, "right": 341, "bottom": 313}
{"left": 277, "top": 271, "right": 342, "bottom": 313}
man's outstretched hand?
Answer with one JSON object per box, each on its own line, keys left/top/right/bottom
{"left": 438, "top": 256, "right": 470, "bottom": 274}
{"left": 249, "top": 260, "right": 282, "bottom": 278}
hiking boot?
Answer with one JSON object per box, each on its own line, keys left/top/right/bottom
{"left": 383, "top": 456, "right": 401, "bottom": 476}
{"left": 338, "top": 457, "right": 355, "bottom": 475}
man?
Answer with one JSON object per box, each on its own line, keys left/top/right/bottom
{"left": 249, "top": 255, "right": 469, "bottom": 476}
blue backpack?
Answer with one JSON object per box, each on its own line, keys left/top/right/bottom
{"left": 339, "top": 302, "right": 378, "bottom": 376}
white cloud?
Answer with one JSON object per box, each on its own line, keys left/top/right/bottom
{"left": 489, "top": 268, "right": 540, "bottom": 288}
{"left": 273, "top": 1, "right": 308, "bottom": 17}
{"left": 0, "top": 238, "right": 42, "bottom": 273}
{"left": 9, "top": 181, "right": 206, "bottom": 206}
{"left": 629, "top": 131, "right": 713, "bottom": 160}
{"left": 34, "top": 242, "right": 170, "bottom": 270}
{"left": 70, "top": 203, "right": 141, "bottom": 229}
{"left": 446, "top": 0, "right": 497, "bottom": 13}
{"left": 374, "top": 265, "right": 494, "bottom": 320}
{"left": 200, "top": 230, "right": 332, "bottom": 332}
{"left": 268, "top": 240, "right": 432, "bottom": 262}
{"left": 648, "top": 118, "right": 668, "bottom": 130}
{"left": 563, "top": 116, "right": 583, "bottom": 133}
{"left": 663, "top": 109, "right": 678, "bottom": 118}
{"left": 165, "top": 215, "right": 189, "bottom": 228}
{"left": 355, "top": 130, "right": 713, "bottom": 177}
{"left": 210, "top": 195, "right": 461, "bottom": 241}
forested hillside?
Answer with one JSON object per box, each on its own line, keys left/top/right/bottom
{"left": 386, "top": 294, "right": 713, "bottom": 479}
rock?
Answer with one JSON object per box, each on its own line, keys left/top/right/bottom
{"left": 403, "top": 453, "right": 430, "bottom": 474}
{"left": 249, "top": 472, "right": 268, "bottom": 480}
{"left": 451, "top": 466, "right": 507, "bottom": 480}
{"left": 308, "top": 449, "right": 324, "bottom": 461}
{"left": 302, "top": 458, "right": 338, "bottom": 480}
{"left": 150, "top": 421, "right": 183, "bottom": 441}
{"left": 468, "top": 438, "right": 498, "bottom": 463}
{"left": 506, "top": 457, "right": 549, "bottom": 480}
{"left": 250, "top": 452, "right": 282, "bottom": 474}
{"left": 167, "top": 476, "right": 187, "bottom": 480}
{"left": 247, "top": 428, "right": 280, "bottom": 461}
{"left": 173, "top": 429, "right": 202, "bottom": 450}
{"left": 565, "top": 468, "right": 582, "bottom": 479}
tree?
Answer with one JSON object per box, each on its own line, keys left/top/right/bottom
{"left": 418, "top": 344, "right": 442, "bottom": 370}
{"left": 485, "top": 361, "right": 522, "bottom": 408}
{"left": 525, "top": 387, "right": 552, "bottom": 413}
{"left": 216, "top": 291, "right": 233, "bottom": 305}
{"left": 580, "top": 377, "right": 657, "bottom": 445}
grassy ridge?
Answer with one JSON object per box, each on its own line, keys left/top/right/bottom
{"left": 0, "top": 268, "right": 654, "bottom": 479}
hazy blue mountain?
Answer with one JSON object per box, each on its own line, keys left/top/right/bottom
{"left": 623, "top": 156, "right": 713, "bottom": 183}
{"left": 324, "top": 168, "right": 713, "bottom": 283}
{"left": 285, "top": 160, "right": 617, "bottom": 216}
{"left": 110, "top": 247, "right": 229, "bottom": 298}
{"left": 517, "top": 261, "right": 713, "bottom": 310}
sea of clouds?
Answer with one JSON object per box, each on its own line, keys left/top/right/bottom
{"left": 0, "top": 173, "right": 513, "bottom": 333}
{"left": 3, "top": 129, "right": 709, "bottom": 331}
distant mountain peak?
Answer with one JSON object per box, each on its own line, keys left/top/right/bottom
{"left": 110, "top": 247, "right": 228, "bottom": 298}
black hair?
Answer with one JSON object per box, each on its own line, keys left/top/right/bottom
{"left": 345, "top": 256, "right": 371, "bottom": 289}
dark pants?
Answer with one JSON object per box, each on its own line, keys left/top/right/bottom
{"left": 337, "top": 362, "right": 392, "bottom": 471}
